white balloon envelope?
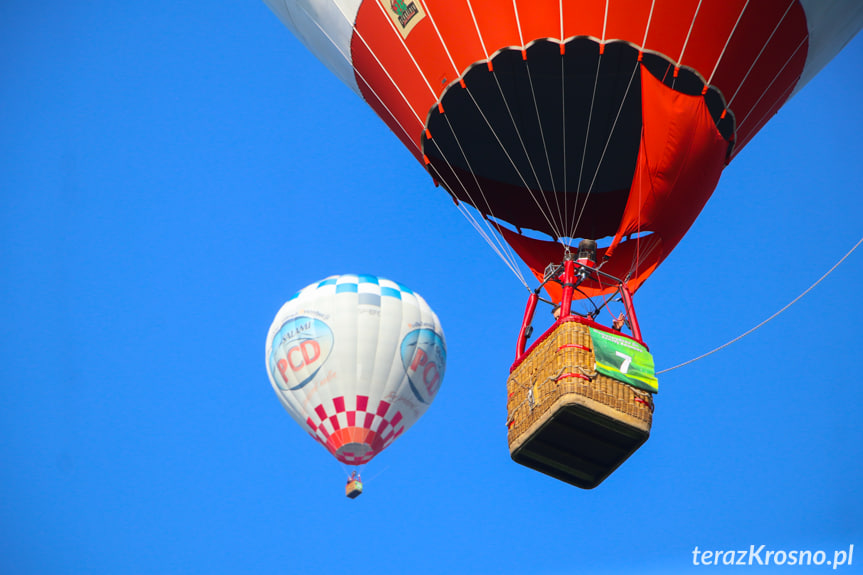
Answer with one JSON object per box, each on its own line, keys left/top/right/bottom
{"left": 266, "top": 274, "right": 446, "bottom": 465}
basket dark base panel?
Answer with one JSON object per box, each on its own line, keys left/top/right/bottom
{"left": 510, "top": 401, "right": 650, "bottom": 489}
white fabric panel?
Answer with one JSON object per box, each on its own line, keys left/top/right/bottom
{"left": 796, "top": 0, "right": 863, "bottom": 96}
{"left": 262, "top": 0, "right": 362, "bottom": 96}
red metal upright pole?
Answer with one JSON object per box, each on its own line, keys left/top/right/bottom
{"left": 559, "top": 255, "right": 576, "bottom": 319}
{"left": 515, "top": 292, "right": 539, "bottom": 361}
{"left": 619, "top": 283, "right": 643, "bottom": 343}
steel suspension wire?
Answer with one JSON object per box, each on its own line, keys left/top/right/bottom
{"left": 726, "top": 0, "right": 797, "bottom": 110}
{"left": 434, "top": 112, "right": 530, "bottom": 284}
{"left": 571, "top": 58, "right": 641, "bottom": 241}
{"left": 315, "top": 0, "right": 533, "bottom": 287}
{"left": 657, "top": 235, "right": 863, "bottom": 375}
{"left": 736, "top": 36, "right": 807, "bottom": 133}
{"left": 360, "top": 465, "right": 389, "bottom": 485}
{"left": 457, "top": 82, "right": 567, "bottom": 242}
{"left": 488, "top": 65, "right": 562, "bottom": 230}
{"left": 569, "top": 42, "right": 603, "bottom": 243}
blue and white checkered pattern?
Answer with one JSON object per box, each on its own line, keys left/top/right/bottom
{"left": 294, "top": 274, "right": 415, "bottom": 300}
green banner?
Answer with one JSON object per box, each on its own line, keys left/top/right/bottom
{"left": 589, "top": 328, "right": 658, "bottom": 393}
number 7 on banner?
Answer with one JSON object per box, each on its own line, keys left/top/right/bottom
{"left": 615, "top": 351, "right": 633, "bottom": 374}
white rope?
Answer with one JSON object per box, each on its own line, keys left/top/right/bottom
{"left": 430, "top": 120, "right": 528, "bottom": 282}
{"left": 430, "top": 107, "right": 532, "bottom": 286}
{"left": 455, "top": 200, "right": 531, "bottom": 287}
{"left": 418, "top": 3, "right": 534, "bottom": 280}
{"left": 732, "top": 79, "right": 796, "bottom": 155}
{"left": 526, "top": 57, "right": 560, "bottom": 201}
{"left": 459, "top": 82, "right": 568, "bottom": 240}
{"left": 298, "top": 0, "right": 530, "bottom": 285}
{"left": 727, "top": 0, "right": 797, "bottom": 108}
{"left": 326, "top": 0, "right": 530, "bottom": 285}
{"left": 371, "top": 0, "right": 439, "bottom": 98}
{"left": 676, "top": 0, "right": 703, "bottom": 66}
{"left": 422, "top": 2, "right": 461, "bottom": 77}
{"left": 571, "top": 58, "right": 641, "bottom": 238}
{"left": 465, "top": 0, "right": 491, "bottom": 62}
{"left": 559, "top": 0, "right": 564, "bottom": 43}
{"left": 361, "top": 465, "right": 390, "bottom": 485}
{"left": 560, "top": 50, "right": 569, "bottom": 242}
{"left": 642, "top": 0, "right": 658, "bottom": 48}
{"left": 513, "top": 0, "right": 525, "bottom": 48}
{"left": 496, "top": 48, "right": 566, "bottom": 227}
{"left": 706, "top": 0, "right": 750, "bottom": 87}
{"left": 292, "top": 2, "right": 421, "bottom": 152}
{"left": 602, "top": 0, "right": 609, "bottom": 42}
{"left": 571, "top": 45, "right": 602, "bottom": 241}
{"left": 657, "top": 236, "right": 863, "bottom": 375}
{"left": 490, "top": 68, "right": 556, "bottom": 220}
{"left": 736, "top": 34, "right": 807, "bottom": 132}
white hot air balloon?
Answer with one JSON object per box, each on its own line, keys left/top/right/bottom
{"left": 266, "top": 274, "right": 446, "bottom": 468}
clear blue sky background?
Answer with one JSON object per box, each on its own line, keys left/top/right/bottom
{"left": 2, "top": 2, "right": 861, "bottom": 574}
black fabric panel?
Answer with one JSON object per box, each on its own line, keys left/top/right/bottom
{"left": 422, "top": 38, "right": 732, "bottom": 240}
{"left": 422, "top": 38, "right": 642, "bottom": 239}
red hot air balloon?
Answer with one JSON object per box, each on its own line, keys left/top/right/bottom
{"left": 263, "top": 1, "right": 862, "bottom": 488}
{"left": 263, "top": 0, "right": 862, "bottom": 302}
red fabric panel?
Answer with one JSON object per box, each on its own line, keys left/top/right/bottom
{"left": 709, "top": 1, "right": 806, "bottom": 150}
{"left": 561, "top": 1, "right": 605, "bottom": 41}
{"left": 351, "top": 2, "right": 434, "bottom": 117}
{"left": 610, "top": 66, "right": 727, "bottom": 252}
{"left": 731, "top": 47, "right": 808, "bottom": 154}
{"left": 726, "top": 6, "right": 807, "bottom": 139}
{"left": 356, "top": 395, "right": 369, "bottom": 411}
{"left": 351, "top": 3, "right": 431, "bottom": 161}
{"left": 497, "top": 226, "right": 663, "bottom": 302}
{"left": 375, "top": 400, "right": 391, "bottom": 417}
{"left": 347, "top": 0, "right": 806, "bottom": 287}
{"left": 732, "top": 79, "right": 795, "bottom": 154}
{"left": 604, "top": 1, "right": 652, "bottom": 43}
{"left": 517, "top": 1, "right": 563, "bottom": 45}
{"left": 333, "top": 395, "right": 345, "bottom": 413}
{"left": 421, "top": 0, "right": 487, "bottom": 77}
{"left": 670, "top": 0, "right": 749, "bottom": 81}
{"left": 352, "top": 0, "right": 806, "bottom": 179}
{"left": 468, "top": 0, "right": 522, "bottom": 59}
{"left": 314, "top": 404, "right": 327, "bottom": 421}
{"left": 641, "top": 0, "right": 701, "bottom": 63}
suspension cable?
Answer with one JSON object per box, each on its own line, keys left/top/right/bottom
{"left": 657, "top": 236, "right": 863, "bottom": 375}
{"left": 571, "top": 57, "right": 641, "bottom": 240}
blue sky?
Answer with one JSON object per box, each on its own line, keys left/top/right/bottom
{"left": 1, "top": 2, "right": 861, "bottom": 574}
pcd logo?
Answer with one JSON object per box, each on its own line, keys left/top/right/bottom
{"left": 401, "top": 328, "right": 446, "bottom": 404}
{"left": 269, "top": 316, "right": 334, "bottom": 390}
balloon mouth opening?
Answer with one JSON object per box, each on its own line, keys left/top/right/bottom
{"left": 334, "top": 440, "right": 377, "bottom": 465}
{"left": 421, "top": 37, "right": 736, "bottom": 240}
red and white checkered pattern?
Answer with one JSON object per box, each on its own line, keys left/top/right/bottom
{"left": 304, "top": 394, "right": 405, "bottom": 465}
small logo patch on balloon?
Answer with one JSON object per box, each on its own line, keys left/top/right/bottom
{"left": 269, "top": 316, "right": 334, "bottom": 390}
{"left": 380, "top": 0, "right": 426, "bottom": 39}
{"left": 400, "top": 328, "right": 446, "bottom": 404}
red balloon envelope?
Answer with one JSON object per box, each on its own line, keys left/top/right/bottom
{"left": 264, "top": 0, "right": 862, "bottom": 300}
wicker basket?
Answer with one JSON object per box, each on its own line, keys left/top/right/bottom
{"left": 507, "top": 317, "right": 654, "bottom": 489}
